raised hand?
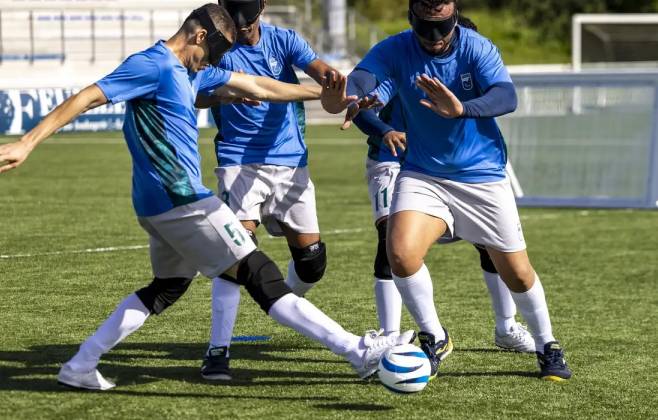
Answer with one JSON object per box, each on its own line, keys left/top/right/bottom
{"left": 320, "top": 71, "right": 358, "bottom": 114}
{"left": 416, "top": 74, "right": 464, "bottom": 119}
{"left": 382, "top": 130, "right": 406, "bottom": 157}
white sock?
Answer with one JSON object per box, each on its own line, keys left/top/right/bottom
{"left": 66, "top": 293, "right": 150, "bottom": 372}
{"left": 393, "top": 264, "right": 444, "bottom": 341}
{"left": 209, "top": 277, "right": 241, "bottom": 351}
{"left": 268, "top": 293, "right": 363, "bottom": 365}
{"left": 509, "top": 276, "right": 556, "bottom": 352}
{"left": 374, "top": 278, "right": 402, "bottom": 335}
{"left": 284, "top": 260, "right": 315, "bottom": 296}
{"left": 482, "top": 271, "right": 517, "bottom": 335}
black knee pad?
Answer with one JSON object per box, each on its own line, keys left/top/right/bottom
{"left": 135, "top": 277, "right": 193, "bottom": 315}
{"left": 374, "top": 220, "right": 392, "bottom": 279}
{"left": 289, "top": 241, "right": 327, "bottom": 284}
{"left": 237, "top": 251, "right": 291, "bottom": 313}
{"left": 474, "top": 244, "right": 498, "bottom": 274}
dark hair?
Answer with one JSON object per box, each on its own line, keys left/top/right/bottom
{"left": 457, "top": 15, "right": 478, "bottom": 32}
{"left": 182, "top": 3, "right": 236, "bottom": 42}
{"left": 413, "top": 0, "right": 456, "bottom": 20}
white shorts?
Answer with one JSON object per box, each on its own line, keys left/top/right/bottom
{"left": 391, "top": 171, "right": 526, "bottom": 253}
{"left": 138, "top": 197, "right": 257, "bottom": 279}
{"left": 366, "top": 158, "right": 401, "bottom": 223}
{"left": 215, "top": 164, "right": 320, "bottom": 237}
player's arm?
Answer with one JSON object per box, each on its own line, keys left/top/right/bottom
{"left": 417, "top": 39, "right": 517, "bottom": 119}
{"left": 416, "top": 75, "right": 517, "bottom": 119}
{"left": 195, "top": 92, "right": 261, "bottom": 109}
{"left": 0, "top": 85, "right": 108, "bottom": 173}
{"left": 304, "top": 59, "right": 339, "bottom": 86}
{"left": 211, "top": 72, "right": 322, "bottom": 103}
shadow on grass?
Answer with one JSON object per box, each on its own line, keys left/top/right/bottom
{"left": 315, "top": 403, "right": 394, "bottom": 411}
{"left": 0, "top": 342, "right": 362, "bottom": 396}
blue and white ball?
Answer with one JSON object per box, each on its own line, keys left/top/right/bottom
{"left": 378, "top": 343, "right": 431, "bottom": 394}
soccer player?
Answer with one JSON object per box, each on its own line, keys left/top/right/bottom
{"left": 0, "top": 3, "right": 412, "bottom": 391}
{"left": 193, "top": 0, "right": 343, "bottom": 381}
{"left": 352, "top": 15, "right": 534, "bottom": 352}
{"left": 323, "top": 0, "right": 572, "bottom": 381}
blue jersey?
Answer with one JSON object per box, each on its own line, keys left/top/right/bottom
{"left": 212, "top": 23, "right": 318, "bottom": 168}
{"left": 96, "top": 41, "right": 231, "bottom": 217}
{"left": 358, "top": 27, "right": 512, "bottom": 183}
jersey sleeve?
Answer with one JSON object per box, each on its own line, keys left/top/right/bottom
{"left": 285, "top": 30, "right": 319, "bottom": 71}
{"left": 472, "top": 38, "right": 512, "bottom": 91}
{"left": 370, "top": 78, "right": 398, "bottom": 107}
{"left": 355, "top": 36, "right": 398, "bottom": 85}
{"left": 198, "top": 67, "right": 232, "bottom": 94}
{"left": 95, "top": 53, "right": 160, "bottom": 103}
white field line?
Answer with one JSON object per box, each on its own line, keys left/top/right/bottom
{"left": 0, "top": 245, "right": 149, "bottom": 259}
{"left": 0, "top": 228, "right": 369, "bottom": 260}
{"left": 0, "top": 212, "right": 585, "bottom": 260}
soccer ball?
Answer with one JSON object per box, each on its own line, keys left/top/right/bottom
{"left": 378, "top": 343, "right": 431, "bottom": 394}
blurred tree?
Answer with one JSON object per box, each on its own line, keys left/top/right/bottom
{"left": 510, "top": 0, "right": 657, "bottom": 43}
{"left": 346, "top": 0, "right": 658, "bottom": 44}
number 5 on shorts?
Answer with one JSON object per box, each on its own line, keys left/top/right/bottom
{"left": 224, "top": 222, "right": 246, "bottom": 246}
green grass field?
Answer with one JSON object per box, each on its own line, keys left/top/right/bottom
{"left": 1, "top": 126, "right": 657, "bottom": 419}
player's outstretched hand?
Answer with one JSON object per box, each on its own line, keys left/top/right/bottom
{"left": 0, "top": 141, "right": 33, "bottom": 174}
{"left": 383, "top": 130, "right": 406, "bottom": 157}
{"left": 320, "top": 71, "right": 358, "bottom": 114}
{"left": 340, "top": 94, "right": 381, "bottom": 130}
{"left": 416, "top": 74, "right": 464, "bottom": 119}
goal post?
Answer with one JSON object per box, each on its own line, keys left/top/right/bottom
{"left": 572, "top": 14, "right": 658, "bottom": 71}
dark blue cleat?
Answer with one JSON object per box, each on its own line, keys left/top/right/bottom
{"left": 201, "top": 346, "right": 231, "bottom": 381}
{"left": 418, "top": 328, "right": 453, "bottom": 379}
{"left": 537, "top": 341, "right": 572, "bottom": 382}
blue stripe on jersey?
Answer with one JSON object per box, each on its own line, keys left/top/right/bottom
{"left": 132, "top": 100, "right": 202, "bottom": 207}
{"left": 96, "top": 41, "right": 230, "bottom": 217}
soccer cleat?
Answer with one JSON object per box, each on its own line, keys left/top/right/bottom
{"left": 352, "top": 329, "right": 416, "bottom": 379}
{"left": 201, "top": 346, "right": 232, "bottom": 381}
{"left": 418, "top": 328, "right": 453, "bottom": 379}
{"left": 57, "top": 364, "right": 116, "bottom": 391}
{"left": 537, "top": 341, "right": 572, "bottom": 382}
{"left": 494, "top": 323, "right": 535, "bottom": 353}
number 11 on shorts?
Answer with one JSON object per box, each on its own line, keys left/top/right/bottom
{"left": 374, "top": 187, "right": 389, "bottom": 212}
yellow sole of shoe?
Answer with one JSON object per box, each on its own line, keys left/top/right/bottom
{"left": 542, "top": 375, "right": 567, "bottom": 382}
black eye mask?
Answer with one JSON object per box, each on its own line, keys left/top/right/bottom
{"left": 191, "top": 7, "right": 233, "bottom": 66}
{"left": 222, "top": 0, "right": 264, "bottom": 29}
{"left": 408, "top": 2, "right": 458, "bottom": 42}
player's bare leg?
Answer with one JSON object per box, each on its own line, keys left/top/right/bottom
{"left": 387, "top": 210, "right": 452, "bottom": 377}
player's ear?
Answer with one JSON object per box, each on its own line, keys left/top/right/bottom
{"left": 195, "top": 28, "right": 207, "bottom": 46}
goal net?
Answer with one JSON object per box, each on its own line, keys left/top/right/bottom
{"left": 573, "top": 14, "right": 658, "bottom": 71}
{"left": 499, "top": 71, "right": 658, "bottom": 209}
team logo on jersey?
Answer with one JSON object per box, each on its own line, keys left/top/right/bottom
{"left": 460, "top": 73, "right": 473, "bottom": 91}
{"left": 268, "top": 56, "right": 282, "bottom": 77}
